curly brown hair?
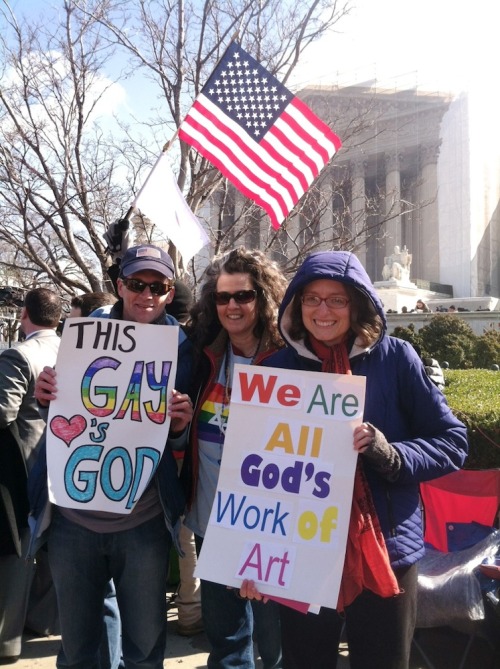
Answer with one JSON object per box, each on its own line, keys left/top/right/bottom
{"left": 288, "top": 282, "right": 384, "bottom": 348}
{"left": 187, "top": 247, "right": 287, "bottom": 356}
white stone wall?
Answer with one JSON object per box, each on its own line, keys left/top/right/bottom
{"left": 438, "top": 93, "right": 471, "bottom": 297}
{"left": 386, "top": 311, "right": 500, "bottom": 337}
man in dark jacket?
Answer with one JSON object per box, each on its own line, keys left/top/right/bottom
{"left": 0, "top": 288, "right": 61, "bottom": 662}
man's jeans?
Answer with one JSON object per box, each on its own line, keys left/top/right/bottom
{"left": 196, "top": 535, "right": 282, "bottom": 669}
{"left": 101, "top": 580, "right": 124, "bottom": 669}
{"left": 48, "top": 512, "right": 170, "bottom": 669}
{"left": 252, "top": 599, "right": 282, "bottom": 669}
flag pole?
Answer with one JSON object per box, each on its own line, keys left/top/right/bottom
{"left": 162, "top": 128, "right": 179, "bottom": 153}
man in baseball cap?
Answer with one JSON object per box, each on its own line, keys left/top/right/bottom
{"left": 109, "top": 244, "right": 176, "bottom": 324}
{"left": 32, "top": 240, "right": 193, "bottom": 668}
{"left": 119, "top": 244, "right": 175, "bottom": 279}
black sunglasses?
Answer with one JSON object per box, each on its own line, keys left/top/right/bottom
{"left": 213, "top": 289, "right": 257, "bottom": 305}
{"left": 121, "top": 277, "right": 173, "bottom": 296}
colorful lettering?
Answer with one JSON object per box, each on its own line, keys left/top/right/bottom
{"left": 238, "top": 542, "right": 291, "bottom": 586}
{"left": 297, "top": 506, "right": 338, "bottom": 543}
{"left": 238, "top": 372, "right": 301, "bottom": 406}
{"left": 63, "top": 444, "right": 161, "bottom": 509}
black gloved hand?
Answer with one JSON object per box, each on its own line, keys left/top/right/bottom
{"left": 103, "top": 218, "right": 131, "bottom": 261}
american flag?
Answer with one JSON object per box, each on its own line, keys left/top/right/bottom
{"left": 178, "top": 42, "right": 342, "bottom": 230}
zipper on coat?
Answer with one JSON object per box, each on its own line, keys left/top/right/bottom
{"left": 385, "top": 486, "right": 397, "bottom": 538}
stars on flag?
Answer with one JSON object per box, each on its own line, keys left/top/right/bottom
{"left": 204, "top": 48, "right": 293, "bottom": 139}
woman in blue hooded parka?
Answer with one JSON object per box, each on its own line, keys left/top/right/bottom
{"left": 242, "top": 251, "right": 468, "bottom": 669}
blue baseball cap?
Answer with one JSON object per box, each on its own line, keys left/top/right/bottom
{"left": 119, "top": 245, "right": 175, "bottom": 279}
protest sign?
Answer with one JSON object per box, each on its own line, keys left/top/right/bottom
{"left": 196, "top": 365, "right": 365, "bottom": 609}
{"left": 46, "top": 317, "right": 178, "bottom": 514}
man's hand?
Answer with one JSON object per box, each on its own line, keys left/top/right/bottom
{"left": 168, "top": 390, "right": 193, "bottom": 434}
{"left": 34, "top": 366, "right": 58, "bottom": 407}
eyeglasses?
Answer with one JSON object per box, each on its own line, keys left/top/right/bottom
{"left": 121, "top": 278, "right": 172, "bottom": 296}
{"left": 213, "top": 289, "right": 257, "bottom": 305}
{"left": 301, "top": 295, "right": 350, "bottom": 309}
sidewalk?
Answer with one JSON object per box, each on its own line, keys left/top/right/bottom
{"left": 12, "top": 597, "right": 495, "bottom": 668}
{"left": 16, "top": 597, "right": 210, "bottom": 669}
{"left": 16, "top": 630, "right": 350, "bottom": 669}
{"left": 14, "top": 591, "right": 351, "bottom": 669}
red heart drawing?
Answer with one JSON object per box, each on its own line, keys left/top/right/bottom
{"left": 50, "top": 415, "right": 87, "bottom": 447}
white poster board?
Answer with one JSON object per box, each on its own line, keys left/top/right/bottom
{"left": 196, "top": 365, "right": 365, "bottom": 609}
{"left": 46, "top": 317, "right": 178, "bottom": 514}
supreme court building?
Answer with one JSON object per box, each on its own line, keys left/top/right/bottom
{"left": 298, "top": 82, "right": 500, "bottom": 300}
{"left": 202, "top": 81, "right": 500, "bottom": 303}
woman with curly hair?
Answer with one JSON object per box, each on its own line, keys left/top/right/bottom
{"left": 183, "top": 247, "right": 287, "bottom": 669}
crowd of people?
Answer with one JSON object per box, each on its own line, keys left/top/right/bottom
{"left": 0, "top": 242, "right": 469, "bottom": 669}
{"left": 387, "top": 299, "right": 493, "bottom": 314}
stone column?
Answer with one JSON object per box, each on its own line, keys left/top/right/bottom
{"left": 351, "top": 160, "right": 367, "bottom": 267}
{"left": 384, "top": 152, "right": 402, "bottom": 257}
{"left": 418, "top": 144, "right": 440, "bottom": 283}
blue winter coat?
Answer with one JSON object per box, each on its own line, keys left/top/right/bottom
{"left": 263, "top": 251, "right": 468, "bottom": 569}
{"left": 28, "top": 302, "right": 192, "bottom": 556}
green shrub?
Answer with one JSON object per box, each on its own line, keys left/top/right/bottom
{"left": 391, "top": 323, "right": 423, "bottom": 353}
{"left": 390, "top": 315, "right": 500, "bottom": 370}
{"left": 387, "top": 320, "right": 500, "bottom": 466}
{"left": 419, "top": 315, "right": 476, "bottom": 369}
{"left": 443, "top": 369, "right": 500, "bottom": 468}
{"left": 473, "top": 328, "right": 500, "bottom": 369}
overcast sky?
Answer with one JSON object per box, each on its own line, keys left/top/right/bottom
{"left": 292, "top": 0, "right": 496, "bottom": 95}
{"left": 8, "top": 0, "right": 498, "bottom": 133}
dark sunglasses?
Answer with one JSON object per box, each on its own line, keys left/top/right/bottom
{"left": 213, "top": 289, "right": 257, "bottom": 305}
{"left": 121, "top": 277, "right": 172, "bottom": 296}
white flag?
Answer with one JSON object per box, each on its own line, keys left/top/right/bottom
{"left": 132, "top": 152, "right": 209, "bottom": 264}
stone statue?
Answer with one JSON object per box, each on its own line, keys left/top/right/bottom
{"left": 382, "top": 245, "right": 412, "bottom": 283}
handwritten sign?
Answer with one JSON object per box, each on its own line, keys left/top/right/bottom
{"left": 46, "top": 318, "right": 178, "bottom": 514}
{"left": 196, "top": 365, "right": 365, "bottom": 609}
